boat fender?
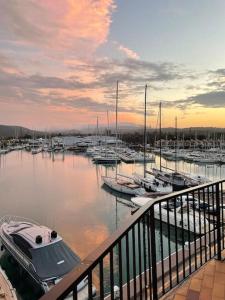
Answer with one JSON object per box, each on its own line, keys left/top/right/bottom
{"left": 113, "top": 286, "right": 120, "bottom": 299}
{"left": 36, "top": 235, "right": 42, "bottom": 244}
{"left": 51, "top": 230, "right": 57, "bottom": 239}
{"left": 184, "top": 241, "right": 189, "bottom": 250}
{"left": 0, "top": 245, "right": 4, "bottom": 251}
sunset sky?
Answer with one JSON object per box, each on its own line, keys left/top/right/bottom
{"left": 1, "top": 0, "right": 225, "bottom": 130}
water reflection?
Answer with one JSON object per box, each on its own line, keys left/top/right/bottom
{"left": 0, "top": 151, "right": 224, "bottom": 299}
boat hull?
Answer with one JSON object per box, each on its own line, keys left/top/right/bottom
{"left": 102, "top": 177, "right": 145, "bottom": 196}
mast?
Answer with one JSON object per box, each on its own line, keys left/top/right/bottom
{"left": 107, "top": 110, "right": 110, "bottom": 137}
{"left": 159, "top": 102, "right": 162, "bottom": 171}
{"left": 144, "top": 84, "right": 147, "bottom": 177}
{"left": 96, "top": 116, "right": 100, "bottom": 146}
{"left": 97, "top": 116, "right": 99, "bottom": 136}
{"left": 115, "top": 80, "right": 119, "bottom": 179}
{"left": 175, "top": 116, "right": 178, "bottom": 172}
{"left": 33, "top": 129, "right": 35, "bottom": 150}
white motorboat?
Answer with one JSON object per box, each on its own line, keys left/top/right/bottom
{"left": 131, "top": 197, "right": 210, "bottom": 234}
{"left": 0, "top": 216, "right": 96, "bottom": 299}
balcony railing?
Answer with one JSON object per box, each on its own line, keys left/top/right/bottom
{"left": 40, "top": 179, "right": 225, "bottom": 300}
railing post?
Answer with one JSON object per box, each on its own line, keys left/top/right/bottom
{"left": 216, "top": 183, "right": 222, "bottom": 260}
{"left": 149, "top": 205, "right": 158, "bottom": 300}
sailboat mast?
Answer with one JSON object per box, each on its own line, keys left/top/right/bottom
{"left": 175, "top": 116, "right": 178, "bottom": 172}
{"left": 159, "top": 102, "right": 162, "bottom": 171}
{"left": 107, "top": 110, "right": 110, "bottom": 136}
{"left": 144, "top": 84, "right": 147, "bottom": 177}
{"left": 97, "top": 116, "right": 99, "bottom": 136}
{"left": 115, "top": 80, "right": 119, "bottom": 179}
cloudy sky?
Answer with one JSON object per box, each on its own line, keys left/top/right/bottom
{"left": 1, "top": 0, "right": 225, "bottom": 129}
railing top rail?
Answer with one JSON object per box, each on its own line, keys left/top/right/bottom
{"left": 40, "top": 178, "right": 225, "bottom": 300}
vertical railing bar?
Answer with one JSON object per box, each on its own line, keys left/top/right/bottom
{"left": 118, "top": 239, "right": 123, "bottom": 300}
{"left": 203, "top": 187, "right": 207, "bottom": 263}
{"left": 187, "top": 193, "right": 192, "bottom": 275}
{"left": 72, "top": 284, "right": 77, "bottom": 300}
{"left": 197, "top": 188, "right": 203, "bottom": 266}
{"left": 220, "top": 182, "right": 224, "bottom": 249}
{"left": 216, "top": 182, "right": 222, "bottom": 260}
{"left": 173, "top": 197, "right": 179, "bottom": 284}
{"left": 132, "top": 226, "right": 137, "bottom": 298}
{"left": 138, "top": 221, "right": 142, "bottom": 299}
{"left": 110, "top": 249, "right": 114, "bottom": 299}
{"left": 166, "top": 199, "right": 172, "bottom": 289}
{"left": 212, "top": 184, "right": 216, "bottom": 256}
{"left": 143, "top": 217, "right": 148, "bottom": 300}
{"left": 88, "top": 272, "right": 93, "bottom": 300}
{"left": 180, "top": 195, "right": 186, "bottom": 279}
{"left": 99, "top": 259, "right": 104, "bottom": 299}
{"left": 207, "top": 186, "right": 212, "bottom": 259}
{"left": 192, "top": 191, "right": 197, "bottom": 271}
{"left": 146, "top": 212, "right": 152, "bottom": 300}
{"left": 150, "top": 205, "right": 158, "bottom": 300}
{"left": 159, "top": 202, "right": 165, "bottom": 294}
{"left": 221, "top": 182, "right": 225, "bottom": 250}
{"left": 126, "top": 233, "right": 131, "bottom": 300}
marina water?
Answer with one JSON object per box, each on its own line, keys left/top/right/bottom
{"left": 0, "top": 150, "right": 224, "bottom": 299}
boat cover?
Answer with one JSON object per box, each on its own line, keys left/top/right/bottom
{"left": 30, "top": 241, "right": 81, "bottom": 280}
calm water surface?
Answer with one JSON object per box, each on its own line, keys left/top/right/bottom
{"left": 0, "top": 151, "right": 224, "bottom": 299}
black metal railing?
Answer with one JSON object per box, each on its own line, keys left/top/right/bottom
{"left": 40, "top": 179, "right": 225, "bottom": 300}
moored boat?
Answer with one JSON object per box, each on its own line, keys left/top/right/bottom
{"left": 102, "top": 176, "right": 146, "bottom": 196}
{"left": 92, "top": 155, "right": 121, "bottom": 164}
{"left": 31, "top": 148, "right": 42, "bottom": 155}
{"left": 133, "top": 172, "right": 173, "bottom": 193}
{"left": 131, "top": 197, "right": 210, "bottom": 234}
{"left": 0, "top": 216, "right": 96, "bottom": 299}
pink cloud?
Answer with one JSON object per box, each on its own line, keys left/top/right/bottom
{"left": 118, "top": 44, "right": 140, "bottom": 60}
{"left": 0, "top": 0, "right": 116, "bottom": 56}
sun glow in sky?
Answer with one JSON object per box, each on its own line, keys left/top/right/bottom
{"left": 1, "top": 0, "right": 225, "bottom": 130}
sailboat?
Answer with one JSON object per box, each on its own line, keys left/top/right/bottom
{"left": 133, "top": 92, "right": 173, "bottom": 194}
{"left": 93, "top": 113, "right": 121, "bottom": 165}
{"left": 148, "top": 114, "right": 210, "bottom": 190}
{"left": 147, "top": 115, "right": 191, "bottom": 191}
{"left": 102, "top": 81, "right": 145, "bottom": 196}
{"left": 31, "top": 130, "right": 42, "bottom": 155}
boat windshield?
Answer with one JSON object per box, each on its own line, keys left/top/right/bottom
{"left": 30, "top": 240, "right": 81, "bottom": 280}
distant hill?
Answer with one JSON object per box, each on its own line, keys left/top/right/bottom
{"left": 0, "top": 125, "right": 39, "bottom": 138}
{"left": 0, "top": 125, "right": 80, "bottom": 138}
{"left": 1, "top": 123, "right": 225, "bottom": 138}
{"left": 80, "top": 123, "right": 225, "bottom": 135}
